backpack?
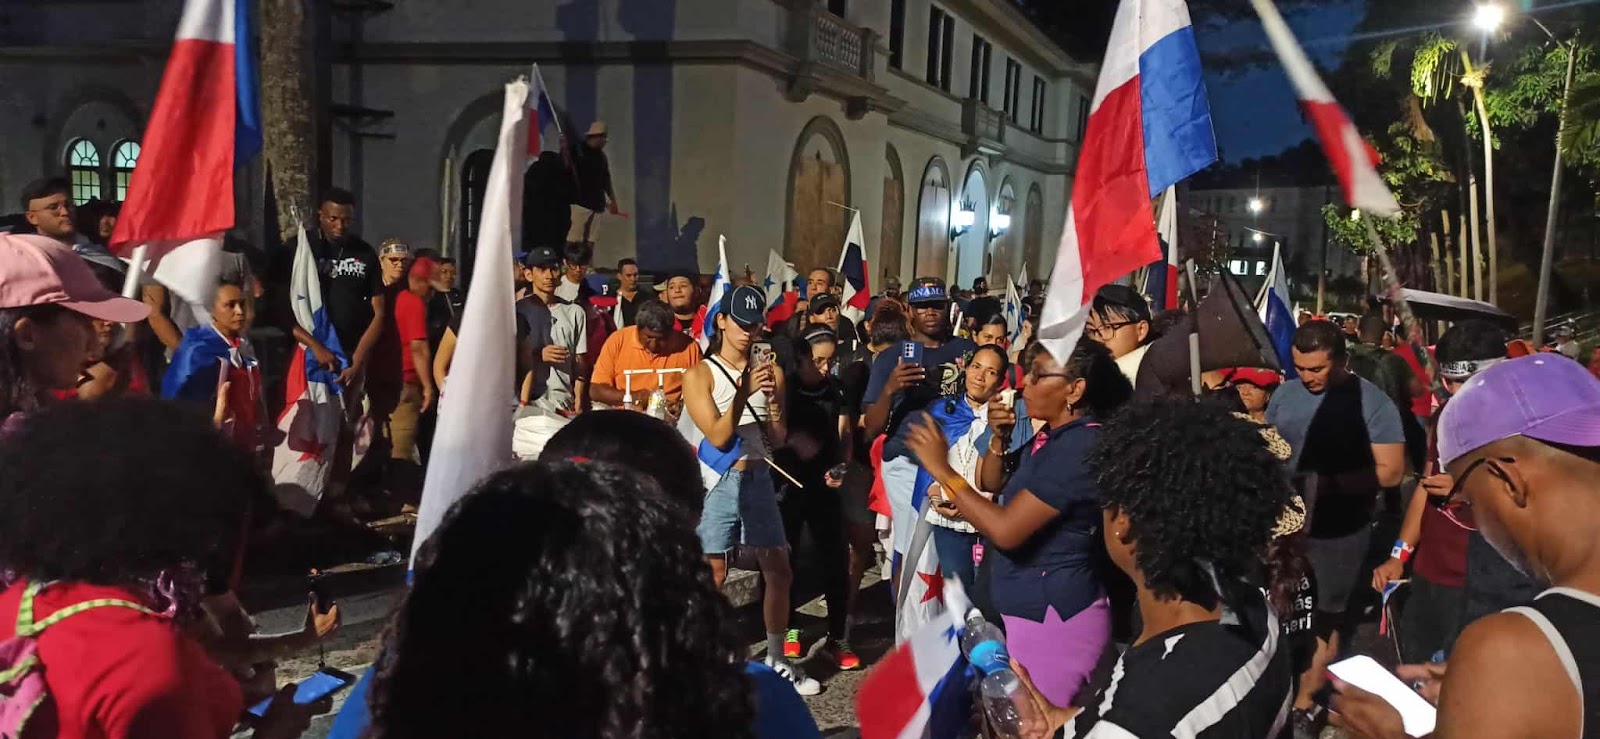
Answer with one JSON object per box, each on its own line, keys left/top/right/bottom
{"left": 0, "top": 581, "right": 159, "bottom": 736}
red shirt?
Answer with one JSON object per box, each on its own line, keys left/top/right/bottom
{"left": 1412, "top": 404, "right": 1468, "bottom": 587}
{"left": 0, "top": 582, "right": 242, "bottom": 739}
{"left": 394, "top": 289, "right": 429, "bottom": 385}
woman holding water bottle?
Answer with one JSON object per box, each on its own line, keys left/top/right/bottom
{"left": 905, "top": 338, "right": 1129, "bottom": 707}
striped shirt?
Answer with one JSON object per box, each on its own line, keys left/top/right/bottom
{"left": 1061, "top": 592, "right": 1293, "bottom": 738}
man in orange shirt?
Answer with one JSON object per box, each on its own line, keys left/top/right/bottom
{"left": 591, "top": 299, "right": 701, "bottom": 413}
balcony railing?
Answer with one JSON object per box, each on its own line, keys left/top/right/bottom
{"left": 784, "top": 2, "right": 875, "bottom": 80}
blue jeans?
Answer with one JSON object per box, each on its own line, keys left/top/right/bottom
{"left": 697, "top": 466, "right": 787, "bottom": 554}
{"left": 931, "top": 526, "right": 979, "bottom": 597}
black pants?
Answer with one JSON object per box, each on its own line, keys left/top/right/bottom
{"left": 779, "top": 459, "right": 851, "bottom": 637}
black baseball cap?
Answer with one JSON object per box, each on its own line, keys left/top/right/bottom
{"left": 907, "top": 276, "right": 949, "bottom": 305}
{"left": 1093, "top": 284, "right": 1152, "bottom": 323}
{"left": 808, "top": 293, "right": 841, "bottom": 315}
{"left": 521, "top": 245, "right": 562, "bottom": 269}
{"left": 655, "top": 267, "right": 696, "bottom": 291}
{"left": 720, "top": 284, "right": 767, "bottom": 328}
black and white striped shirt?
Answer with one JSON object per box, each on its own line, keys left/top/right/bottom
{"left": 1060, "top": 593, "right": 1293, "bottom": 738}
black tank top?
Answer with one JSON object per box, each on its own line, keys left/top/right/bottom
{"left": 1505, "top": 588, "right": 1600, "bottom": 738}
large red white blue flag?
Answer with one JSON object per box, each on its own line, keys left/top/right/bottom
{"left": 1251, "top": 0, "right": 1400, "bottom": 216}
{"left": 763, "top": 249, "right": 800, "bottom": 328}
{"left": 860, "top": 577, "right": 974, "bottom": 739}
{"left": 109, "top": 0, "right": 259, "bottom": 304}
{"left": 1039, "top": 0, "right": 1216, "bottom": 361}
{"left": 271, "top": 221, "right": 348, "bottom": 516}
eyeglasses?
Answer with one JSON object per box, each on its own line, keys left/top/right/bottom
{"left": 1025, "top": 368, "right": 1074, "bottom": 382}
{"left": 29, "top": 200, "right": 70, "bottom": 214}
{"left": 1430, "top": 455, "right": 1514, "bottom": 531}
{"left": 1085, "top": 320, "right": 1135, "bottom": 340}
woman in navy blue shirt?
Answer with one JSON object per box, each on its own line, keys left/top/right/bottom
{"left": 906, "top": 338, "right": 1131, "bottom": 707}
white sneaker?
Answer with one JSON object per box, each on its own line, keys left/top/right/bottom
{"left": 766, "top": 657, "right": 822, "bottom": 696}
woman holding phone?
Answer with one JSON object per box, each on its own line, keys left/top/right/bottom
{"left": 681, "top": 285, "right": 818, "bottom": 694}
{"left": 905, "top": 338, "right": 1130, "bottom": 707}
{"left": 921, "top": 344, "right": 1034, "bottom": 596}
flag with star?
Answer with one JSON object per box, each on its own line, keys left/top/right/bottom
{"left": 270, "top": 219, "right": 348, "bottom": 517}
{"left": 861, "top": 576, "right": 977, "bottom": 739}
{"left": 763, "top": 249, "right": 800, "bottom": 328}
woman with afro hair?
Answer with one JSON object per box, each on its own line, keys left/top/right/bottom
{"left": 1013, "top": 398, "right": 1297, "bottom": 738}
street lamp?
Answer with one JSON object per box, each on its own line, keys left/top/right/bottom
{"left": 1248, "top": 197, "right": 1264, "bottom": 214}
{"left": 1472, "top": 3, "right": 1506, "bottom": 32}
{"left": 1252, "top": 231, "right": 1264, "bottom": 244}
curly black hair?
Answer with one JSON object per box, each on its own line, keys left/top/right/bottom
{"left": 1056, "top": 337, "right": 1132, "bottom": 419}
{"left": 0, "top": 397, "right": 260, "bottom": 585}
{"left": 1087, "top": 398, "right": 1291, "bottom": 611}
{"left": 367, "top": 460, "right": 755, "bottom": 739}
{"left": 540, "top": 409, "right": 705, "bottom": 513}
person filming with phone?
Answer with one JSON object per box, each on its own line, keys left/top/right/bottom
{"left": 681, "top": 285, "right": 819, "bottom": 696}
{"left": 863, "top": 276, "right": 977, "bottom": 584}
{"left": 1332, "top": 355, "right": 1600, "bottom": 739}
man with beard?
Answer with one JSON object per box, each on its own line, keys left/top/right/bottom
{"left": 1333, "top": 356, "right": 1600, "bottom": 739}
{"left": 863, "top": 276, "right": 976, "bottom": 576}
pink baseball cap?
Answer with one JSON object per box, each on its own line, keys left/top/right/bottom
{"left": 0, "top": 233, "right": 150, "bottom": 323}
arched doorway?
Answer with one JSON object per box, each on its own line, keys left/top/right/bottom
{"left": 953, "top": 163, "right": 989, "bottom": 287}
{"left": 880, "top": 145, "right": 905, "bottom": 286}
{"left": 784, "top": 117, "right": 851, "bottom": 273}
{"left": 990, "top": 179, "right": 1018, "bottom": 283}
{"left": 457, "top": 149, "right": 495, "bottom": 284}
{"left": 913, "top": 157, "right": 951, "bottom": 280}
{"left": 1024, "top": 184, "right": 1045, "bottom": 277}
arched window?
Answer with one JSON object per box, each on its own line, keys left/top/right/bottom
{"left": 112, "top": 141, "right": 141, "bottom": 202}
{"left": 457, "top": 148, "right": 495, "bottom": 284}
{"left": 66, "top": 139, "right": 103, "bottom": 205}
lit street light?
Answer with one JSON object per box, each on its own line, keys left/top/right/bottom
{"left": 1252, "top": 231, "right": 1264, "bottom": 243}
{"left": 1248, "top": 197, "right": 1264, "bottom": 214}
{"left": 1473, "top": 3, "right": 1506, "bottom": 32}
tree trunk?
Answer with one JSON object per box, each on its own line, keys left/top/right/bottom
{"left": 259, "top": 0, "right": 316, "bottom": 241}
{"left": 1442, "top": 210, "right": 1457, "bottom": 297}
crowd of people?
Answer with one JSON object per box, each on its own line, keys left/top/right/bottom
{"left": 3, "top": 159, "right": 1600, "bottom": 739}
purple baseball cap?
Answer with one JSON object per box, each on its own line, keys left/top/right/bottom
{"left": 1438, "top": 355, "right": 1600, "bottom": 467}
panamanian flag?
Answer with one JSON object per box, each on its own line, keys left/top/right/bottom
{"left": 271, "top": 221, "right": 349, "bottom": 517}
{"left": 108, "top": 0, "right": 261, "bottom": 305}
{"left": 1038, "top": 0, "right": 1216, "bottom": 362}
{"left": 527, "top": 63, "right": 562, "bottom": 154}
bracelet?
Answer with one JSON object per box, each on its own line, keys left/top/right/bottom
{"left": 1391, "top": 540, "right": 1414, "bottom": 564}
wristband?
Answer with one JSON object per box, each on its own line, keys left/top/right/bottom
{"left": 1390, "top": 540, "right": 1414, "bottom": 564}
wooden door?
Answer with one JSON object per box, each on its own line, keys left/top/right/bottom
{"left": 915, "top": 180, "right": 950, "bottom": 279}
{"left": 880, "top": 176, "right": 904, "bottom": 285}
{"left": 786, "top": 153, "right": 848, "bottom": 273}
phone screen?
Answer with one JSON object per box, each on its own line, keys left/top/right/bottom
{"left": 247, "top": 668, "right": 355, "bottom": 718}
{"left": 1327, "top": 656, "right": 1436, "bottom": 737}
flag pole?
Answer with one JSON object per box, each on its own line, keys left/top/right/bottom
{"left": 121, "top": 246, "right": 149, "bottom": 299}
{"left": 1183, "top": 260, "right": 1204, "bottom": 397}
{"left": 1364, "top": 217, "right": 1446, "bottom": 402}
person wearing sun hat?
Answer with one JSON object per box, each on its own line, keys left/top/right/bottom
{"left": 0, "top": 233, "right": 150, "bottom": 435}
{"left": 1332, "top": 354, "right": 1600, "bottom": 739}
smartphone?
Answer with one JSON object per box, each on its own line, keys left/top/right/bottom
{"left": 750, "top": 341, "right": 775, "bottom": 368}
{"left": 1327, "top": 656, "right": 1437, "bottom": 737}
{"left": 246, "top": 667, "right": 356, "bottom": 718}
{"left": 900, "top": 341, "right": 924, "bottom": 365}
{"left": 307, "top": 570, "right": 333, "bottom": 615}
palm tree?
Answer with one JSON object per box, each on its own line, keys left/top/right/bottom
{"left": 258, "top": 0, "right": 315, "bottom": 241}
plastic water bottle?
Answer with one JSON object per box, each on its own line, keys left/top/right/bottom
{"left": 960, "top": 610, "right": 1040, "bottom": 739}
{"left": 646, "top": 386, "right": 669, "bottom": 420}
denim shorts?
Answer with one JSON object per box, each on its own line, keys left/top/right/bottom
{"left": 697, "top": 466, "right": 787, "bottom": 554}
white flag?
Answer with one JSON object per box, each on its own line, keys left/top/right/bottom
{"left": 411, "top": 80, "right": 528, "bottom": 563}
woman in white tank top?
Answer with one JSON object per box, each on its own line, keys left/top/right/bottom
{"left": 681, "top": 286, "right": 818, "bottom": 694}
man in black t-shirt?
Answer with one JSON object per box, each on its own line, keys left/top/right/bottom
{"left": 287, "top": 188, "right": 386, "bottom": 509}
{"left": 964, "top": 276, "right": 1003, "bottom": 326}
{"left": 863, "top": 276, "right": 976, "bottom": 563}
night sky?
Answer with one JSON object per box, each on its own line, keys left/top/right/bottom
{"left": 1197, "top": 0, "right": 1365, "bottom": 162}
